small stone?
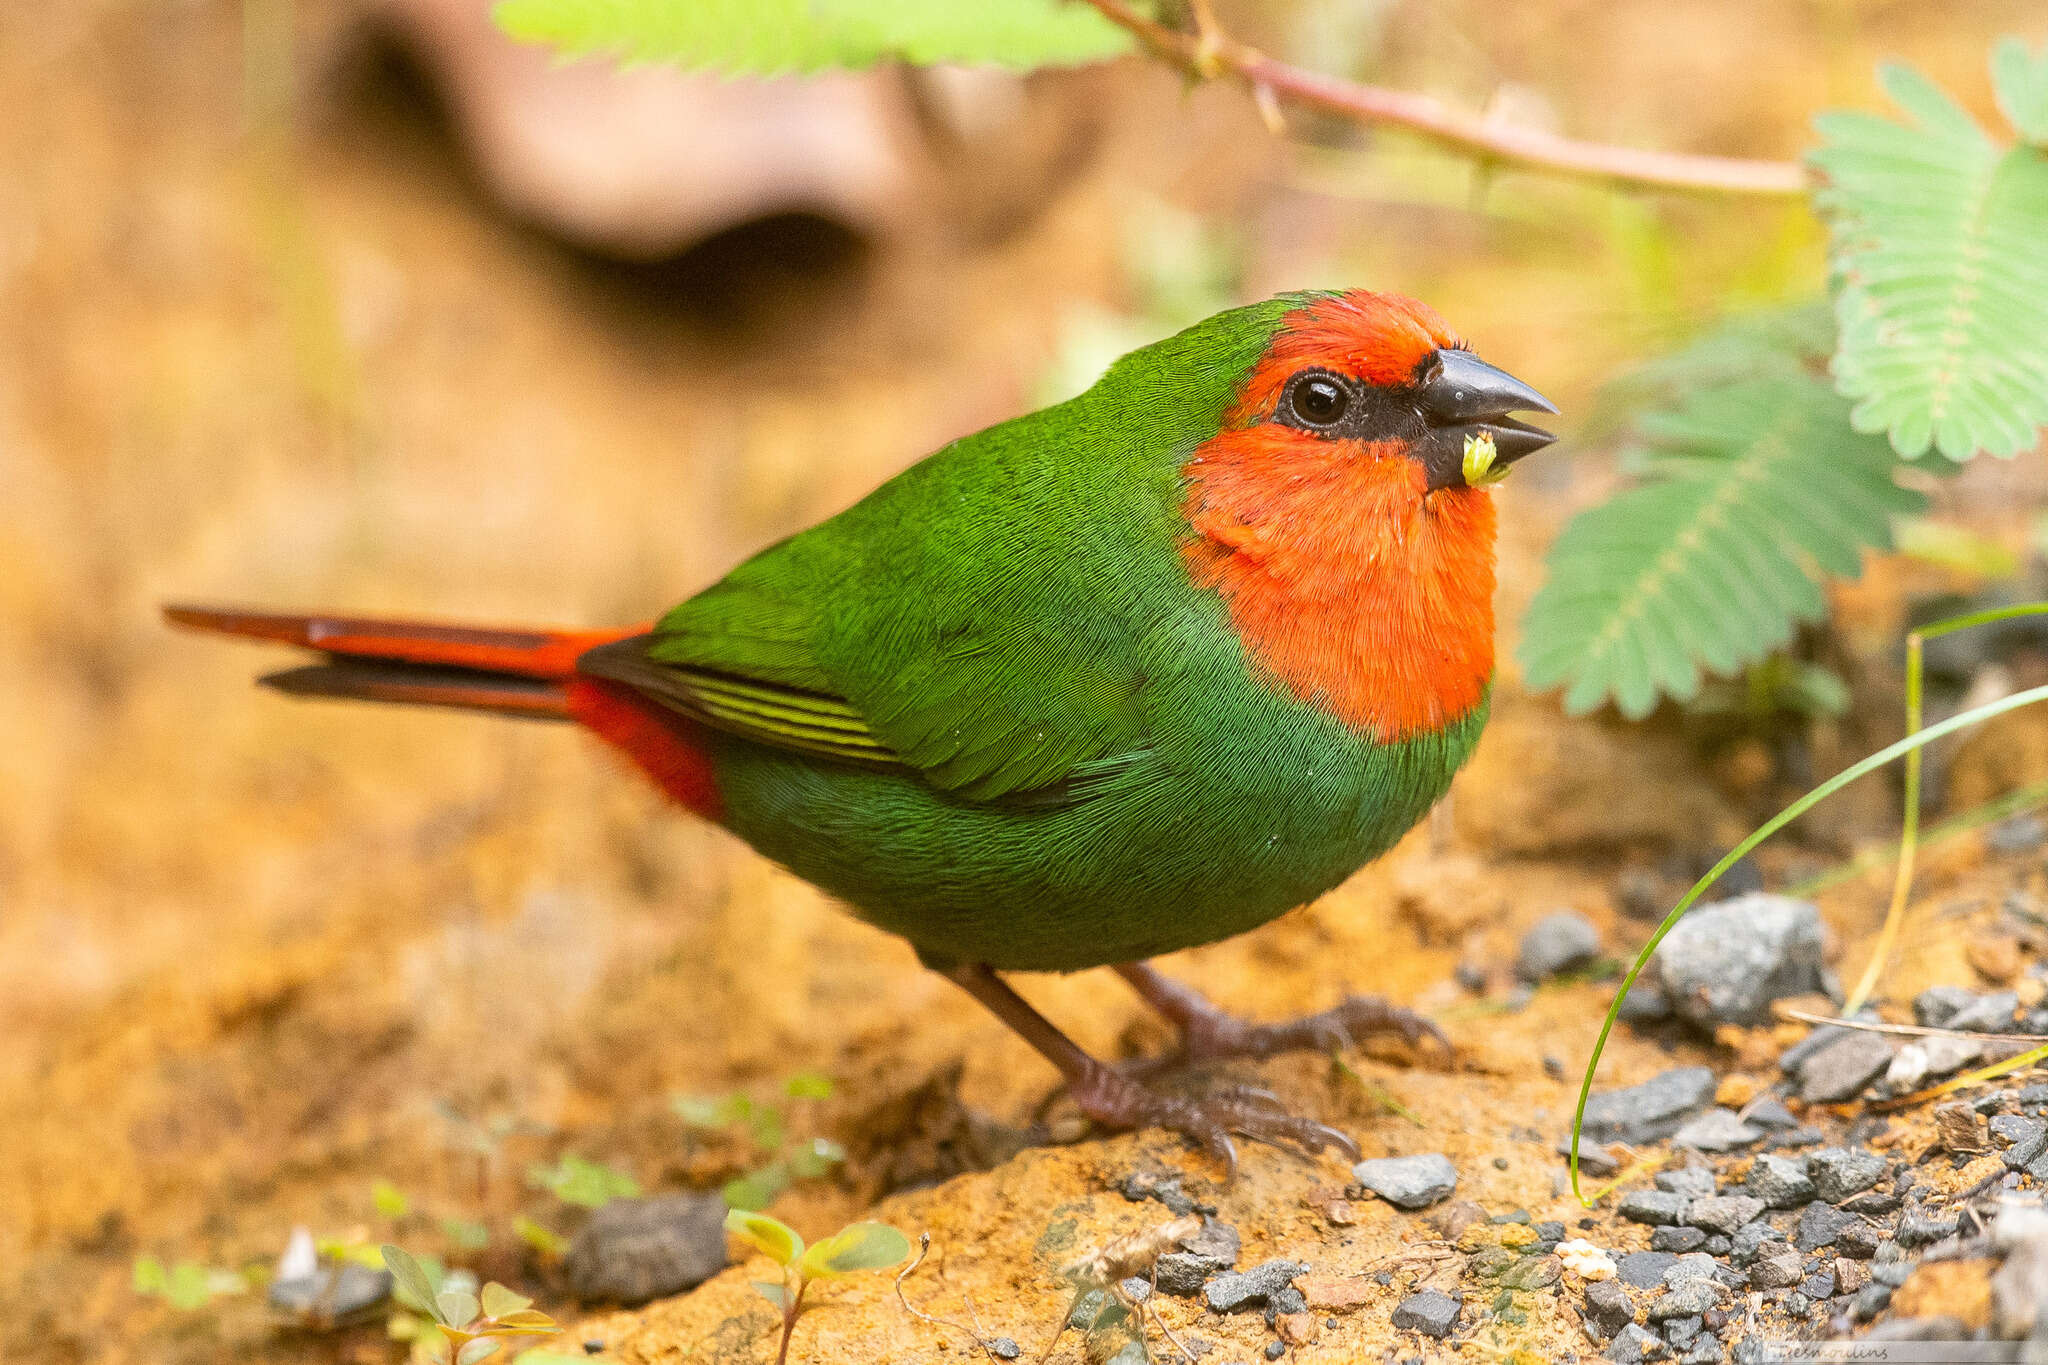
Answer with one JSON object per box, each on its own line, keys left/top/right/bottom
{"left": 1455, "top": 962, "right": 1487, "bottom": 993}
{"left": 1785, "top": 1291, "right": 1811, "bottom": 1316}
{"left": 1647, "top": 894, "right": 1828, "bottom": 1029}
{"left": 1798, "top": 1268, "right": 1835, "bottom": 1299}
{"left": 1835, "top": 1220, "right": 1882, "bottom": 1259}
{"left": 1991, "top": 1114, "right": 2048, "bottom": 1169}
{"left": 1872, "top": 1259, "right": 1914, "bottom": 1287}
{"left": 1750, "top": 1250, "right": 1804, "bottom": 1288}
{"left": 1429, "top": 1199, "right": 1488, "bottom": 1240}
{"left": 1153, "top": 1254, "right": 1216, "bottom": 1297}
{"left": 1745, "top": 1154, "right": 1815, "bottom": 1208}
{"left": 1729, "top": 1224, "right": 1778, "bottom": 1267}
{"left": 1608, "top": 1323, "right": 1668, "bottom": 1363}
{"left": 1744, "top": 1098, "right": 1800, "bottom": 1131}
{"left": 1835, "top": 1258, "right": 1869, "bottom": 1294}
{"left": 989, "top": 1339, "right": 1022, "bottom": 1360}
{"left": 1795, "top": 1031, "right": 1895, "bottom": 1103}
{"left": 1795, "top": 1203, "right": 1860, "bottom": 1251}
{"left": 1684, "top": 1195, "right": 1765, "bottom": 1237}
{"left": 1269, "top": 1287, "right": 1306, "bottom": 1316}
{"left": 1582, "top": 1068, "right": 1719, "bottom": 1145}
{"left": 564, "top": 1193, "right": 729, "bottom": 1306}
{"left": 1506, "top": 1255, "right": 1563, "bottom": 1290}
{"left": 1947, "top": 990, "right": 2020, "bottom": 1032}
{"left": 1807, "top": 1147, "right": 1887, "bottom": 1202}
{"left": 1680, "top": 1338, "right": 1724, "bottom": 1365}
{"left": 1662, "top": 1315, "right": 1702, "bottom": 1347}
{"left": 1895, "top": 1208, "right": 1959, "bottom": 1248}
{"left": 1852, "top": 1283, "right": 1893, "bottom": 1321}
{"left": 1990, "top": 814, "right": 2048, "bottom": 852}
{"left": 1841, "top": 1190, "right": 1900, "bottom": 1218}
{"left": 1264, "top": 1341, "right": 1286, "bottom": 1361}
{"left": 1651, "top": 1227, "right": 1707, "bottom": 1253}
{"left": 1934, "top": 1101, "right": 1985, "bottom": 1153}
{"left": 1390, "top": 1288, "right": 1459, "bottom": 1338}
{"left": 1672, "top": 1109, "right": 1762, "bottom": 1153}
{"left": 1913, "top": 986, "right": 1978, "bottom": 1027}
{"left": 1352, "top": 1153, "right": 1458, "bottom": 1210}
{"left": 1618, "top": 1251, "right": 1677, "bottom": 1288}
{"left": 1656, "top": 1168, "right": 1717, "bottom": 1198}
{"left": 1203, "top": 1261, "right": 1303, "bottom": 1314}
{"left": 1181, "top": 1218, "right": 1240, "bottom": 1267}
{"left": 1619, "top": 1191, "right": 1690, "bottom": 1226}
{"left": 1647, "top": 1282, "right": 1719, "bottom": 1320}
{"left": 1661, "top": 1254, "right": 1721, "bottom": 1288}
{"left": 267, "top": 1264, "right": 392, "bottom": 1319}
{"left": 1559, "top": 1238, "right": 1619, "bottom": 1281}
{"left": 1276, "top": 1312, "right": 1318, "bottom": 1347}
{"left": 1518, "top": 910, "right": 1602, "bottom": 981}
{"left": 1583, "top": 1278, "right": 1633, "bottom": 1336}
{"left": 1702, "top": 1236, "right": 1731, "bottom": 1256}
{"left": 1885, "top": 1043, "right": 1931, "bottom": 1092}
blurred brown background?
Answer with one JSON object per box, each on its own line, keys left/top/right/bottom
{"left": 2, "top": 1, "right": 2043, "bottom": 1360}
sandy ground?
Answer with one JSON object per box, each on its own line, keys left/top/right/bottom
{"left": 4, "top": 1, "right": 2047, "bottom": 1361}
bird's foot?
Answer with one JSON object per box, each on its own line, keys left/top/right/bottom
{"left": 1178, "top": 993, "right": 1450, "bottom": 1062}
{"left": 1068, "top": 1063, "right": 1360, "bottom": 1174}
{"left": 1116, "top": 963, "right": 1450, "bottom": 1066}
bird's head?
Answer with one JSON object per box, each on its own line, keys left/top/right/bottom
{"left": 1222, "top": 290, "right": 1556, "bottom": 492}
{"left": 1179, "top": 289, "right": 1559, "bottom": 741}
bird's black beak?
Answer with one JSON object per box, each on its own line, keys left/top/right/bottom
{"left": 1416, "top": 349, "right": 1558, "bottom": 491}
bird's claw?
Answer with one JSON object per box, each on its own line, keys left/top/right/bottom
{"left": 1179, "top": 993, "right": 1451, "bottom": 1063}
{"left": 1068, "top": 1065, "right": 1359, "bottom": 1175}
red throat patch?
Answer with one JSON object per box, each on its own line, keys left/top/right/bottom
{"left": 1181, "top": 291, "right": 1498, "bottom": 742}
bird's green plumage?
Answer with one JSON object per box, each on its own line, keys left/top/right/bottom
{"left": 622, "top": 295, "right": 1488, "bottom": 971}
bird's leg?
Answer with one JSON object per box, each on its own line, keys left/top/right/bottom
{"left": 1113, "top": 961, "right": 1450, "bottom": 1064}
{"left": 941, "top": 964, "right": 1358, "bottom": 1173}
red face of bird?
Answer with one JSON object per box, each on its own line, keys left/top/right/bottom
{"left": 1227, "top": 291, "right": 1558, "bottom": 491}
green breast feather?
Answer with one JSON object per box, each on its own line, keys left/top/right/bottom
{"left": 580, "top": 296, "right": 1489, "bottom": 971}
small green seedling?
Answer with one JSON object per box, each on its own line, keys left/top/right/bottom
{"left": 132, "top": 1256, "right": 254, "bottom": 1311}
{"left": 674, "top": 1075, "right": 847, "bottom": 1211}
{"left": 727, "top": 1208, "right": 911, "bottom": 1365}
{"left": 382, "top": 1245, "right": 559, "bottom": 1365}
{"left": 524, "top": 1154, "right": 639, "bottom": 1209}
{"left": 512, "top": 1215, "right": 568, "bottom": 1259}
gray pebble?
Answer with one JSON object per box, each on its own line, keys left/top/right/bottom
{"left": 1795, "top": 1203, "right": 1861, "bottom": 1251}
{"left": 1913, "top": 986, "right": 1978, "bottom": 1028}
{"left": 1746, "top": 1154, "right": 1816, "bottom": 1208}
{"left": 1518, "top": 910, "right": 1602, "bottom": 981}
{"left": 1680, "top": 1337, "right": 1725, "bottom": 1365}
{"left": 1836, "top": 1220, "right": 1882, "bottom": 1259}
{"left": 1582, "top": 1068, "right": 1718, "bottom": 1145}
{"left": 1652, "top": 1226, "right": 1708, "bottom": 1253}
{"left": 1646, "top": 894, "right": 1828, "bottom": 1028}
{"left": 1685, "top": 1195, "right": 1765, "bottom": 1236}
{"left": 1620, "top": 1191, "right": 1691, "bottom": 1226}
{"left": 1153, "top": 1253, "right": 1217, "bottom": 1297}
{"left": 1806, "top": 1147, "right": 1887, "bottom": 1202}
{"left": 1203, "top": 1261, "right": 1303, "bottom": 1314}
{"left": 267, "top": 1265, "right": 392, "bottom": 1319}
{"left": 1352, "top": 1153, "right": 1458, "bottom": 1210}
{"left": 1991, "top": 1114, "right": 2048, "bottom": 1169}
{"left": 1749, "top": 1250, "right": 1804, "bottom": 1288}
{"left": 1989, "top": 814, "right": 2048, "bottom": 852}
{"left": 1895, "top": 1208, "right": 1959, "bottom": 1248}
{"left": 1852, "top": 1283, "right": 1893, "bottom": 1321}
{"left": 1584, "top": 1278, "right": 1633, "bottom": 1336}
{"left": 1946, "top": 991, "right": 2020, "bottom": 1033}
{"left": 565, "top": 1193, "right": 729, "bottom": 1306}
{"left": 1390, "top": 1288, "right": 1459, "bottom": 1338}
{"left": 1656, "top": 1168, "right": 1717, "bottom": 1198}
{"left": 1648, "top": 1282, "right": 1719, "bottom": 1320}
{"left": 1607, "top": 1322, "right": 1669, "bottom": 1363}
{"left": 1743, "top": 1098, "right": 1800, "bottom": 1131}
{"left": 1661, "top": 1254, "right": 1721, "bottom": 1288}
{"left": 1618, "top": 1251, "right": 1678, "bottom": 1288}
{"left": 1672, "top": 1108, "right": 1762, "bottom": 1153}
{"left": 1795, "top": 1031, "right": 1895, "bottom": 1104}
{"left": 1729, "top": 1224, "right": 1779, "bottom": 1267}
{"left": 989, "top": 1338, "right": 1022, "bottom": 1360}
{"left": 1662, "top": 1315, "right": 1702, "bottom": 1347}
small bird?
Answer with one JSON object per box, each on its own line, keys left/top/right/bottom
{"left": 169, "top": 289, "right": 1555, "bottom": 1168}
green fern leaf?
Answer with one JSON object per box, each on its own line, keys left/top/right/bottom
{"left": 493, "top": 0, "right": 1134, "bottom": 75}
{"left": 1810, "top": 45, "right": 2048, "bottom": 460}
{"left": 1519, "top": 372, "right": 1923, "bottom": 718}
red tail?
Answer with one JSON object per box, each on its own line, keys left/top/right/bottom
{"left": 166, "top": 605, "right": 725, "bottom": 820}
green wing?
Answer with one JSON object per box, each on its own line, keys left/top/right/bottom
{"left": 592, "top": 418, "right": 1163, "bottom": 804}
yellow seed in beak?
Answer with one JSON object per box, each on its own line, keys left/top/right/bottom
{"left": 1462, "top": 431, "right": 1510, "bottom": 487}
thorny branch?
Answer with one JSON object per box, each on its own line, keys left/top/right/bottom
{"left": 1081, "top": 0, "right": 1809, "bottom": 197}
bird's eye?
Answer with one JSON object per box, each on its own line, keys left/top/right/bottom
{"left": 1287, "top": 373, "right": 1351, "bottom": 429}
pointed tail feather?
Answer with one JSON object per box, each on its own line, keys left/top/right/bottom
{"left": 259, "top": 660, "right": 578, "bottom": 719}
